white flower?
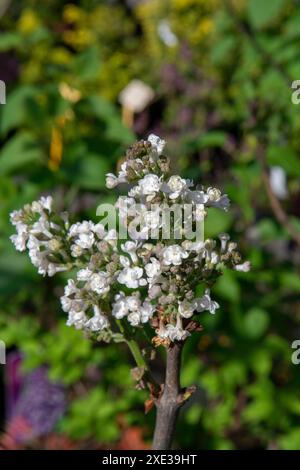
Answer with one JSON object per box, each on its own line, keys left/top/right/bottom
{"left": 94, "top": 223, "right": 106, "bottom": 238}
{"left": 117, "top": 267, "right": 147, "bottom": 289}
{"left": 47, "top": 263, "right": 68, "bottom": 277}
{"left": 210, "top": 252, "right": 219, "bottom": 264}
{"left": 145, "top": 257, "right": 161, "bottom": 280}
{"left": 106, "top": 173, "right": 119, "bottom": 189}
{"left": 10, "top": 209, "right": 24, "bottom": 226}
{"left": 61, "top": 296, "right": 87, "bottom": 314}
{"left": 71, "top": 244, "right": 84, "bottom": 257}
{"left": 10, "top": 227, "right": 28, "bottom": 251}
{"left": 85, "top": 306, "right": 109, "bottom": 331}
{"left": 206, "top": 187, "right": 230, "bottom": 211}
{"left": 64, "top": 279, "right": 78, "bottom": 296}
{"left": 218, "top": 233, "right": 230, "bottom": 253}
{"left": 69, "top": 221, "right": 96, "bottom": 249}
{"left": 155, "top": 321, "right": 169, "bottom": 339}
{"left": 85, "top": 314, "right": 109, "bottom": 331}
{"left": 126, "top": 295, "right": 141, "bottom": 311}
{"left": 66, "top": 311, "right": 87, "bottom": 330}
{"left": 40, "top": 196, "right": 53, "bottom": 212}
{"left": 119, "top": 255, "right": 131, "bottom": 268}
{"left": 105, "top": 229, "right": 118, "bottom": 242}
{"left": 186, "top": 190, "right": 209, "bottom": 204}
{"left": 77, "top": 268, "right": 93, "bottom": 281}
{"left": 115, "top": 196, "right": 138, "bottom": 223}
{"left": 147, "top": 134, "right": 166, "bottom": 155}
{"left": 234, "top": 261, "right": 251, "bottom": 272}
{"left": 140, "top": 301, "right": 155, "bottom": 322}
{"left": 69, "top": 221, "right": 94, "bottom": 237}
{"left": 76, "top": 232, "right": 95, "bottom": 249}
{"left": 195, "top": 204, "right": 206, "bottom": 222}
{"left": 90, "top": 272, "right": 111, "bottom": 295}
{"left": 166, "top": 324, "right": 190, "bottom": 342}
{"left": 128, "top": 311, "right": 141, "bottom": 326}
{"left": 138, "top": 174, "right": 161, "bottom": 196}
{"left": 148, "top": 285, "right": 161, "bottom": 299}
{"left": 128, "top": 185, "right": 142, "bottom": 198}
{"left": 157, "top": 20, "right": 178, "bottom": 47}
{"left": 119, "top": 80, "right": 154, "bottom": 113}
{"left": 31, "top": 217, "right": 53, "bottom": 239}
{"left": 31, "top": 196, "right": 53, "bottom": 214}
{"left": 141, "top": 208, "right": 162, "bottom": 231}
{"left": 194, "top": 289, "right": 219, "bottom": 314}
{"left": 118, "top": 162, "right": 128, "bottom": 183}
{"left": 178, "top": 300, "right": 194, "bottom": 318}
{"left": 166, "top": 175, "right": 189, "bottom": 200}
{"left": 182, "top": 240, "right": 204, "bottom": 252}
{"left": 121, "top": 240, "right": 139, "bottom": 263}
{"left": 165, "top": 314, "right": 190, "bottom": 341}
{"left": 162, "top": 245, "right": 189, "bottom": 266}
{"left": 112, "top": 293, "right": 129, "bottom": 319}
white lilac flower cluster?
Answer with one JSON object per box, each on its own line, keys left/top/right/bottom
{"left": 10, "top": 135, "right": 250, "bottom": 346}
{"left": 10, "top": 196, "right": 72, "bottom": 277}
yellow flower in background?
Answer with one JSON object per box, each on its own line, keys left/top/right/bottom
{"left": 63, "top": 4, "right": 83, "bottom": 23}
{"left": 50, "top": 48, "right": 72, "bottom": 66}
{"left": 49, "top": 111, "right": 74, "bottom": 172}
{"left": 63, "top": 29, "right": 94, "bottom": 50}
{"left": 59, "top": 83, "right": 82, "bottom": 103}
{"left": 173, "top": 0, "right": 219, "bottom": 11}
{"left": 190, "top": 17, "right": 214, "bottom": 44}
{"left": 49, "top": 126, "right": 63, "bottom": 172}
{"left": 17, "top": 9, "right": 40, "bottom": 34}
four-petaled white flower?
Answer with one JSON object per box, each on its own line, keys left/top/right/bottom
{"left": 117, "top": 267, "right": 147, "bottom": 289}
{"left": 85, "top": 306, "right": 109, "bottom": 332}
{"left": 106, "top": 173, "right": 119, "bottom": 189}
{"left": 162, "top": 245, "right": 189, "bottom": 266}
{"left": 90, "top": 272, "right": 111, "bottom": 295}
{"left": 145, "top": 257, "right": 162, "bottom": 280}
{"left": 138, "top": 174, "right": 161, "bottom": 196}
{"left": 166, "top": 175, "right": 190, "bottom": 200}
{"left": 148, "top": 134, "right": 166, "bottom": 155}
{"left": 194, "top": 289, "right": 219, "bottom": 314}
{"left": 234, "top": 261, "right": 251, "bottom": 272}
{"left": 178, "top": 300, "right": 194, "bottom": 318}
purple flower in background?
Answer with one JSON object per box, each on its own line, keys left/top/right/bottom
{"left": 10, "top": 365, "right": 66, "bottom": 441}
{"left": 0, "top": 53, "right": 19, "bottom": 84}
{"left": 160, "top": 64, "right": 186, "bottom": 92}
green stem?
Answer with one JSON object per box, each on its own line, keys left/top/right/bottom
{"left": 116, "top": 319, "right": 147, "bottom": 369}
{"left": 127, "top": 338, "right": 148, "bottom": 369}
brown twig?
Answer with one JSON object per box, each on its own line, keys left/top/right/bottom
{"left": 152, "top": 342, "right": 195, "bottom": 450}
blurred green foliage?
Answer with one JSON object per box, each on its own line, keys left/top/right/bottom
{"left": 1, "top": 0, "right": 300, "bottom": 450}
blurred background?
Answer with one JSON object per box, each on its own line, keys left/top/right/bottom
{"left": 0, "top": 0, "right": 300, "bottom": 450}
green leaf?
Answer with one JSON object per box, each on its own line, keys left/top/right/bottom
{"left": 73, "top": 47, "right": 101, "bottom": 81}
{"left": 204, "top": 208, "right": 233, "bottom": 238}
{"left": 0, "top": 32, "right": 23, "bottom": 51}
{"left": 215, "top": 270, "right": 240, "bottom": 303}
{"left": 248, "top": 0, "right": 285, "bottom": 28}
{"left": 185, "top": 131, "right": 227, "bottom": 151}
{"left": 279, "top": 430, "right": 300, "bottom": 450}
{"left": 0, "top": 132, "right": 43, "bottom": 175}
{"left": 0, "top": 85, "right": 37, "bottom": 135}
{"left": 88, "top": 95, "right": 135, "bottom": 144}
{"left": 70, "top": 154, "right": 111, "bottom": 190}
{"left": 279, "top": 272, "right": 300, "bottom": 293}
{"left": 243, "top": 308, "right": 269, "bottom": 339}
{"left": 266, "top": 145, "right": 300, "bottom": 177}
